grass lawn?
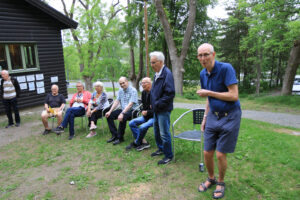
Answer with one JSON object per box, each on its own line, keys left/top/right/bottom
{"left": 175, "top": 94, "right": 300, "bottom": 114}
{"left": 0, "top": 108, "right": 299, "bottom": 199}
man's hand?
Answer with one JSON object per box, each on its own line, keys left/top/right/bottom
{"left": 201, "top": 117, "right": 206, "bottom": 132}
{"left": 118, "top": 113, "right": 124, "bottom": 122}
{"left": 142, "top": 111, "right": 147, "bottom": 116}
{"left": 46, "top": 108, "right": 50, "bottom": 113}
{"left": 197, "top": 89, "right": 210, "bottom": 97}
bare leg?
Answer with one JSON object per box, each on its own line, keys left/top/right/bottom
{"left": 199, "top": 150, "right": 215, "bottom": 191}
{"left": 214, "top": 151, "right": 227, "bottom": 198}
{"left": 57, "top": 111, "right": 63, "bottom": 126}
{"left": 41, "top": 112, "right": 50, "bottom": 130}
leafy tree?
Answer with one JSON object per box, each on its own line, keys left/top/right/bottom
{"left": 59, "top": 0, "right": 122, "bottom": 90}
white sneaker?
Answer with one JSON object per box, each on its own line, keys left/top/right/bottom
{"left": 89, "top": 124, "right": 97, "bottom": 130}
{"left": 86, "top": 131, "right": 97, "bottom": 138}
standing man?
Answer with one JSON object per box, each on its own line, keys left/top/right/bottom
{"left": 127, "top": 77, "right": 153, "bottom": 151}
{"left": 54, "top": 82, "right": 91, "bottom": 140}
{"left": 1, "top": 70, "right": 21, "bottom": 128}
{"left": 41, "top": 84, "right": 66, "bottom": 135}
{"left": 196, "top": 43, "right": 242, "bottom": 199}
{"left": 105, "top": 77, "right": 138, "bottom": 145}
{"left": 149, "top": 51, "right": 175, "bottom": 165}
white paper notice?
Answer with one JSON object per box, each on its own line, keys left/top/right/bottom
{"left": 28, "top": 82, "right": 35, "bottom": 91}
{"left": 37, "top": 87, "right": 45, "bottom": 94}
{"left": 17, "top": 76, "right": 26, "bottom": 83}
{"left": 51, "top": 76, "right": 58, "bottom": 83}
{"left": 26, "top": 75, "right": 35, "bottom": 82}
{"left": 20, "top": 83, "right": 28, "bottom": 90}
{"left": 36, "top": 74, "right": 44, "bottom": 80}
{"left": 36, "top": 81, "right": 44, "bottom": 88}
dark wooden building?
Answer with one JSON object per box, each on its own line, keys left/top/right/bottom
{"left": 0, "top": 0, "right": 77, "bottom": 113}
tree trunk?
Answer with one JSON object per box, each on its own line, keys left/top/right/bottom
{"left": 281, "top": 38, "right": 300, "bottom": 95}
{"left": 255, "top": 48, "right": 262, "bottom": 95}
{"left": 111, "top": 80, "right": 116, "bottom": 97}
{"left": 135, "top": 15, "right": 144, "bottom": 90}
{"left": 129, "top": 46, "right": 136, "bottom": 86}
{"left": 83, "top": 76, "right": 92, "bottom": 91}
{"left": 154, "top": 0, "right": 196, "bottom": 95}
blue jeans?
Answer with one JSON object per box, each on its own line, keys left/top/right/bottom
{"left": 61, "top": 107, "right": 85, "bottom": 136}
{"left": 153, "top": 112, "right": 173, "bottom": 159}
{"left": 129, "top": 116, "right": 154, "bottom": 145}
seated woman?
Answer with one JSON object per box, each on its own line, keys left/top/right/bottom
{"left": 86, "top": 81, "right": 110, "bottom": 138}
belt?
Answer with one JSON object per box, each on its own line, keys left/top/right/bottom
{"left": 214, "top": 111, "right": 228, "bottom": 120}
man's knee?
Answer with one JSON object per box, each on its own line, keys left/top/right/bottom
{"left": 41, "top": 111, "right": 49, "bottom": 119}
{"left": 216, "top": 151, "right": 226, "bottom": 161}
{"left": 204, "top": 150, "right": 215, "bottom": 158}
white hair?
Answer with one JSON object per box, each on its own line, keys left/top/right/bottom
{"left": 1, "top": 70, "right": 9, "bottom": 75}
{"left": 93, "top": 81, "right": 104, "bottom": 88}
{"left": 51, "top": 84, "right": 59, "bottom": 90}
{"left": 76, "top": 81, "right": 84, "bottom": 88}
{"left": 149, "top": 51, "right": 165, "bottom": 64}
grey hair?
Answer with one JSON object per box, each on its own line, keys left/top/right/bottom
{"left": 119, "top": 76, "right": 128, "bottom": 82}
{"left": 93, "top": 81, "right": 104, "bottom": 88}
{"left": 1, "top": 70, "right": 9, "bottom": 75}
{"left": 51, "top": 84, "right": 59, "bottom": 90}
{"left": 149, "top": 51, "right": 165, "bottom": 64}
{"left": 76, "top": 81, "right": 84, "bottom": 89}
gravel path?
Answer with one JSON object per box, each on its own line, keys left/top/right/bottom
{"left": 173, "top": 102, "right": 300, "bottom": 129}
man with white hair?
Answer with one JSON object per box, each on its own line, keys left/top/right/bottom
{"left": 41, "top": 84, "right": 66, "bottom": 135}
{"left": 196, "top": 43, "right": 241, "bottom": 199}
{"left": 149, "top": 51, "right": 175, "bottom": 165}
{"left": 1, "top": 70, "right": 21, "bottom": 128}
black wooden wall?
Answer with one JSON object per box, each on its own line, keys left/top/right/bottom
{"left": 0, "top": 0, "right": 69, "bottom": 114}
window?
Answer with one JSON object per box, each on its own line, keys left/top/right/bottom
{"left": 0, "top": 43, "right": 39, "bottom": 73}
{"left": 0, "top": 44, "right": 8, "bottom": 70}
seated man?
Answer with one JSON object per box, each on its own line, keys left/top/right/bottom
{"left": 105, "top": 76, "right": 138, "bottom": 145}
{"left": 41, "top": 84, "right": 66, "bottom": 135}
{"left": 55, "top": 82, "right": 91, "bottom": 140}
{"left": 127, "top": 77, "right": 153, "bottom": 151}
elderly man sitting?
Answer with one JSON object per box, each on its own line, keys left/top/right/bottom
{"left": 55, "top": 82, "right": 91, "bottom": 140}
{"left": 105, "top": 76, "right": 138, "bottom": 145}
{"left": 41, "top": 84, "right": 66, "bottom": 135}
{"left": 126, "top": 77, "right": 153, "bottom": 151}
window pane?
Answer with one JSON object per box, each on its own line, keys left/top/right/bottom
{"left": 24, "top": 44, "right": 37, "bottom": 68}
{"left": 0, "top": 44, "right": 8, "bottom": 70}
{"left": 8, "top": 44, "right": 23, "bottom": 70}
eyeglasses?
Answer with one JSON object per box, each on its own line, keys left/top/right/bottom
{"left": 150, "top": 61, "right": 158, "bottom": 65}
{"left": 197, "top": 53, "right": 212, "bottom": 59}
{"left": 140, "top": 82, "right": 150, "bottom": 86}
{"left": 119, "top": 82, "right": 126, "bottom": 85}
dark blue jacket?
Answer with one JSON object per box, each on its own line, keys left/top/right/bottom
{"left": 150, "top": 66, "right": 175, "bottom": 113}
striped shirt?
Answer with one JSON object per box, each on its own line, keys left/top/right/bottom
{"left": 3, "top": 80, "right": 16, "bottom": 99}
{"left": 117, "top": 86, "right": 138, "bottom": 111}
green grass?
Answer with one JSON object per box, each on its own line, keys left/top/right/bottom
{"left": 0, "top": 109, "right": 299, "bottom": 199}
{"left": 174, "top": 93, "right": 300, "bottom": 114}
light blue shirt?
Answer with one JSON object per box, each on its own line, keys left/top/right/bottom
{"left": 117, "top": 86, "right": 138, "bottom": 111}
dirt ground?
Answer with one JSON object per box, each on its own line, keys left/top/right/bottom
{"left": 0, "top": 105, "right": 45, "bottom": 147}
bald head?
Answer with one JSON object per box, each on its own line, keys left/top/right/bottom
{"left": 141, "top": 77, "right": 152, "bottom": 91}
{"left": 197, "top": 43, "right": 216, "bottom": 71}
{"left": 197, "top": 43, "right": 214, "bottom": 53}
{"left": 1, "top": 70, "right": 10, "bottom": 80}
{"left": 119, "top": 76, "right": 129, "bottom": 90}
{"left": 51, "top": 84, "right": 59, "bottom": 95}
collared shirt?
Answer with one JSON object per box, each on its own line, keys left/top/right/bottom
{"left": 155, "top": 66, "right": 165, "bottom": 81}
{"left": 200, "top": 60, "right": 240, "bottom": 112}
{"left": 117, "top": 86, "right": 138, "bottom": 111}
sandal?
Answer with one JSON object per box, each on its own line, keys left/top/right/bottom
{"left": 212, "top": 182, "right": 225, "bottom": 199}
{"left": 198, "top": 177, "right": 217, "bottom": 192}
